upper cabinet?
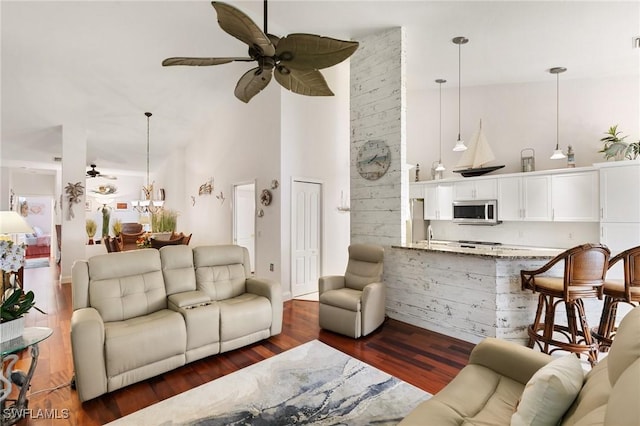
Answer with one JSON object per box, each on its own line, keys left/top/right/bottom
{"left": 453, "top": 179, "right": 497, "bottom": 201}
{"left": 551, "top": 171, "right": 599, "bottom": 222}
{"left": 424, "top": 182, "right": 453, "bottom": 220}
{"left": 498, "top": 175, "right": 551, "bottom": 221}
{"left": 598, "top": 162, "right": 640, "bottom": 222}
{"left": 409, "top": 182, "right": 426, "bottom": 199}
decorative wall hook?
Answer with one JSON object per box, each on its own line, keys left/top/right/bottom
{"left": 271, "top": 179, "right": 279, "bottom": 190}
{"left": 216, "top": 191, "right": 226, "bottom": 204}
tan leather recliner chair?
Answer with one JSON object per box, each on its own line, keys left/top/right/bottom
{"left": 319, "top": 244, "right": 385, "bottom": 338}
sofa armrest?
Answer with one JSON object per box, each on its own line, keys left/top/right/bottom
{"left": 70, "top": 307, "right": 107, "bottom": 402}
{"left": 469, "top": 337, "right": 552, "bottom": 385}
{"left": 71, "top": 260, "right": 90, "bottom": 310}
{"left": 319, "top": 275, "right": 345, "bottom": 294}
{"left": 361, "top": 282, "right": 386, "bottom": 336}
{"left": 246, "top": 277, "right": 283, "bottom": 335}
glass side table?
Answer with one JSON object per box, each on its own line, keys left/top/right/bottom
{"left": 1, "top": 327, "right": 53, "bottom": 426}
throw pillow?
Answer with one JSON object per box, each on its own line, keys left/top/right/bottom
{"left": 511, "top": 354, "right": 584, "bottom": 426}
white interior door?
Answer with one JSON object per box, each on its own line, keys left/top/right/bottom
{"left": 291, "top": 180, "right": 321, "bottom": 297}
{"left": 233, "top": 183, "right": 256, "bottom": 273}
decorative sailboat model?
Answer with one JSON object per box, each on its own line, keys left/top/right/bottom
{"left": 453, "top": 120, "right": 505, "bottom": 177}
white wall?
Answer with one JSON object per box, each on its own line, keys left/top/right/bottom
{"left": 177, "top": 86, "right": 282, "bottom": 282}
{"left": 280, "top": 61, "right": 352, "bottom": 288}
{"left": 408, "top": 76, "right": 640, "bottom": 179}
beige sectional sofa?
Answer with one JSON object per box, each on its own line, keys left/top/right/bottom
{"left": 400, "top": 305, "right": 640, "bottom": 425}
{"left": 70, "top": 245, "right": 282, "bottom": 402}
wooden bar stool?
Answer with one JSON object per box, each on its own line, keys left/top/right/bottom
{"left": 593, "top": 245, "right": 640, "bottom": 351}
{"left": 521, "top": 243, "right": 610, "bottom": 367}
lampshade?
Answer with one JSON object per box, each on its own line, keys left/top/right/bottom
{"left": 435, "top": 162, "right": 446, "bottom": 172}
{"left": 0, "top": 211, "right": 34, "bottom": 234}
{"left": 549, "top": 67, "right": 567, "bottom": 160}
{"left": 452, "top": 36, "right": 469, "bottom": 152}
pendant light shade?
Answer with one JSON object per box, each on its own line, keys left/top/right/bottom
{"left": 452, "top": 36, "right": 469, "bottom": 152}
{"left": 549, "top": 67, "right": 567, "bottom": 160}
{"left": 435, "top": 78, "right": 447, "bottom": 172}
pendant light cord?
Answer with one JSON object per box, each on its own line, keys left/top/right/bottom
{"left": 264, "top": 0, "right": 268, "bottom": 35}
{"left": 457, "top": 42, "right": 461, "bottom": 141}
{"left": 145, "top": 112, "right": 152, "bottom": 189}
{"left": 556, "top": 72, "right": 560, "bottom": 150}
{"left": 439, "top": 81, "right": 443, "bottom": 162}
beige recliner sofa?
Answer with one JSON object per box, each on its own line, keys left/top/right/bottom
{"left": 70, "top": 245, "right": 282, "bottom": 402}
{"left": 400, "top": 305, "right": 640, "bottom": 425}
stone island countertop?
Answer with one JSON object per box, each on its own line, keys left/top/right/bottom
{"left": 393, "top": 240, "right": 564, "bottom": 259}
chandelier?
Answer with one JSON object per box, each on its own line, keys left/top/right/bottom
{"left": 132, "top": 112, "right": 165, "bottom": 214}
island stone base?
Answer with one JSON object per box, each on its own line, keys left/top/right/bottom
{"left": 384, "top": 247, "right": 604, "bottom": 345}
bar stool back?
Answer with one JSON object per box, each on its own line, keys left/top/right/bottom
{"left": 521, "top": 243, "right": 610, "bottom": 367}
{"left": 594, "top": 245, "right": 640, "bottom": 351}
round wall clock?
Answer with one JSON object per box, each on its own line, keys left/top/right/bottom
{"left": 357, "top": 140, "right": 391, "bottom": 180}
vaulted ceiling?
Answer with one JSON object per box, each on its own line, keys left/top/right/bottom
{"left": 2, "top": 1, "right": 638, "bottom": 176}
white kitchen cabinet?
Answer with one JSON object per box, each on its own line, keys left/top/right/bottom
{"left": 498, "top": 175, "right": 551, "bottom": 221}
{"left": 453, "top": 179, "right": 497, "bottom": 201}
{"left": 424, "top": 182, "right": 453, "bottom": 220}
{"left": 599, "top": 163, "right": 640, "bottom": 222}
{"left": 551, "top": 171, "right": 599, "bottom": 222}
{"left": 409, "top": 182, "right": 426, "bottom": 199}
{"left": 600, "top": 223, "right": 640, "bottom": 256}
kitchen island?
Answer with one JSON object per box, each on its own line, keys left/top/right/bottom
{"left": 384, "top": 242, "right": 602, "bottom": 345}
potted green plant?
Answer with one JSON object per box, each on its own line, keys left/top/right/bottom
{"left": 1, "top": 287, "right": 46, "bottom": 342}
{"left": 112, "top": 219, "right": 123, "bottom": 237}
{"left": 86, "top": 219, "right": 97, "bottom": 245}
{"left": 599, "top": 125, "right": 640, "bottom": 161}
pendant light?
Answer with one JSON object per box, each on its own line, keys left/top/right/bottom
{"left": 435, "top": 79, "right": 447, "bottom": 172}
{"left": 132, "top": 112, "right": 165, "bottom": 213}
{"left": 549, "top": 67, "right": 567, "bottom": 160}
{"left": 452, "top": 36, "right": 469, "bottom": 152}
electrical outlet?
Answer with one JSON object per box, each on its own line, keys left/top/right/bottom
{"left": 269, "top": 263, "right": 274, "bottom": 272}
{"left": 568, "top": 232, "right": 573, "bottom": 240}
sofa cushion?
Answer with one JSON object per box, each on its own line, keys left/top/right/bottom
{"left": 104, "top": 309, "right": 186, "bottom": 377}
{"left": 604, "top": 358, "right": 640, "bottom": 425}
{"left": 607, "top": 306, "right": 640, "bottom": 386}
{"left": 511, "top": 355, "right": 584, "bottom": 426}
{"left": 561, "top": 357, "right": 610, "bottom": 425}
{"left": 219, "top": 293, "right": 272, "bottom": 341}
{"left": 160, "top": 245, "right": 197, "bottom": 295}
{"left": 319, "top": 288, "right": 362, "bottom": 311}
{"left": 194, "top": 245, "right": 251, "bottom": 300}
{"left": 88, "top": 250, "right": 166, "bottom": 322}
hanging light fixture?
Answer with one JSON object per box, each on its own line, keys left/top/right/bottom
{"left": 132, "top": 112, "right": 165, "bottom": 214}
{"left": 435, "top": 79, "right": 447, "bottom": 174}
{"left": 549, "top": 67, "right": 567, "bottom": 160}
{"left": 452, "top": 36, "right": 468, "bottom": 152}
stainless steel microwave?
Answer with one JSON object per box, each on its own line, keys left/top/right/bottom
{"left": 452, "top": 200, "right": 500, "bottom": 225}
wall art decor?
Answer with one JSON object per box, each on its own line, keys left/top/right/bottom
{"left": 65, "top": 182, "right": 84, "bottom": 220}
{"left": 216, "top": 191, "right": 226, "bottom": 205}
{"left": 199, "top": 178, "right": 214, "bottom": 196}
{"left": 260, "top": 189, "right": 272, "bottom": 206}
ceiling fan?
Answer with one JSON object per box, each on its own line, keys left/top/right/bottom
{"left": 86, "top": 164, "right": 117, "bottom": 180}
{"left": 162, "top": 1, "right": 359, "bottom": 103}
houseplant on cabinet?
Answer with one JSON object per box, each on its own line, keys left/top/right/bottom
{"left": 599, "top": 125, "right": 640, "bottom": 160}
{"left": 86, "top": 219, "right": 97, "bottom": 244}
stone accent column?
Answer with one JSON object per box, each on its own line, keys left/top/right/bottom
{"left": 350, "top": 27, "right": 407, "bottom": 246}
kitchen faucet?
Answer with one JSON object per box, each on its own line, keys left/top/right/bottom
{"left": 427, "top": 225, "right": 434, "bottom": 245}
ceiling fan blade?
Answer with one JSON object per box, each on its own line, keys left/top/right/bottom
{"left": 276, "top": 34, "right": 359, "bottom": 71}
{"left": 211, "top": 2, "right": 275, "bottom": 57}
{"left": 274, "top": 67, "right": 333, "bottom": 97}
{"left": 234, "top": 66, "right": 273, "bottom": 103}
{"left": 162, "top": 57, "right": 253, "bottom": 67}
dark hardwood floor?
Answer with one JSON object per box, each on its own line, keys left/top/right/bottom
{"left": 9, "top": 262, "right": 474, "bottom": 425}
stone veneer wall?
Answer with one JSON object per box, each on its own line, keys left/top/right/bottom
{"left": 384, "top": 247, "right": 603, "bottom": 345}
{"left": 350, "top": 27, "right": 407, "bottom": 246}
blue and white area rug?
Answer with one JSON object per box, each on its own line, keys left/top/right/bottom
{"left": 108, "top": 340, "right": 430, "bottom": 425}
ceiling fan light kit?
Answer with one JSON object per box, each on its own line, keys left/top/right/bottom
{"left": 163, "top": 1, "right": 359, "bottom": 103}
